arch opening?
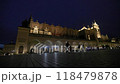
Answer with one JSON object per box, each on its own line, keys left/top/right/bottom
{"left": 19, "top": 46, "right": 24, "bottom": 54}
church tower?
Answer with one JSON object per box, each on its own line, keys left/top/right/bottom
{"left": 92, "top": 21, "right": 101, "bottom": 39}
{"left": 28, "top": 16, "right": 33, "bottom": 28}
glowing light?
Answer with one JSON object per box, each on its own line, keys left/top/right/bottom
{"left": 33, "top": 26, "right": 39, "bottom": 34}
{"left": 79, "top": 26, "right": 87, "bottom": 31}
{"left": 97, "top": 32, "right": 101, "bottom": 38}
{"left": 91, "top": 27, "right": 93, "bottom": 29}
{"left": 87, "top": 28, "right": 91, "bottom": 30}
{"left": 88, "top": 35, "right": 91, "bottom": 40}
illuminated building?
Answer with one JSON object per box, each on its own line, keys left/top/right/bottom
{"left": 78, "top": 21, "right": 108, "bottom": 41}
{"left": 5, "top": 16, "right": 118, "bottom": 54}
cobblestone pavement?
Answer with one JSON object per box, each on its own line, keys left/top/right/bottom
{"left": 0, "top": 49, "right": 120, "bottom": 68}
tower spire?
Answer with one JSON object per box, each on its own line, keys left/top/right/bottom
{"left": 28, "top": 15, "right": 33, "bottom": 28}
{"left": 29, "top": 15, "right": 33, "bottom": 21}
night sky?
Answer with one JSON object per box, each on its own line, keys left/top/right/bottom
{"left": 0, "top": 0, "right": 120, "bottom": 45}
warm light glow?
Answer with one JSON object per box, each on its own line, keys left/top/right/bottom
{"left": 44, "top": 31, "right": 52, "bottom": 35}
{"left": 39, "top": 31, "right": 43, "bottom": 34}
{"left": 30, "top": 29, "right": 33, "bottom": 33}
{"left": 87, "top": 28, "right": 91, "bottom": 30}
{"left": 97, "top": 31, "right": 101, "bottom": 38}
{"left": 93, "top": 22, "right": 98, "bottom": 26}
{"left": 81, "top": 26, "right": 87, "bottom": 30}
{"left": 91, "top": 27, "right": 93, "bottom": 29}
{"left": 79, "top": 26, "right": 87, "bottom": 31}
{"left": 33, "top": 26, "right": 39, "bottom": 34}
{"left": 88, "top": 35, "right": 91, "bottom": 40}
{"left": 92, "top": 22, "right": 99, "bottom": 31}
{"left": 45, "top": 27, "right": 48, "bottom": 31}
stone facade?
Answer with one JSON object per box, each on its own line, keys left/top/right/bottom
{"left": 28, "top": 16, "right": 78, "bottom": 37}
{"left": 78, "top": 21, "right": 109, "bottom": 41}
{"left": 14, "top": 16, "right": 120, "bottom": 54}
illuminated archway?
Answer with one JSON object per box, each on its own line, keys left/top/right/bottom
{"left": 44, "top": 40, "right": 53, "bottom": 53}
{"left": 55, "top": 41, "right": 63, "bottom": 52}
{"left": 29, "top": 39, "right": 40, "bottom": 53}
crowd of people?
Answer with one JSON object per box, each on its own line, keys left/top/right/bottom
{"left": 64, "top": 41, "right": 120, "bottom": 53}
